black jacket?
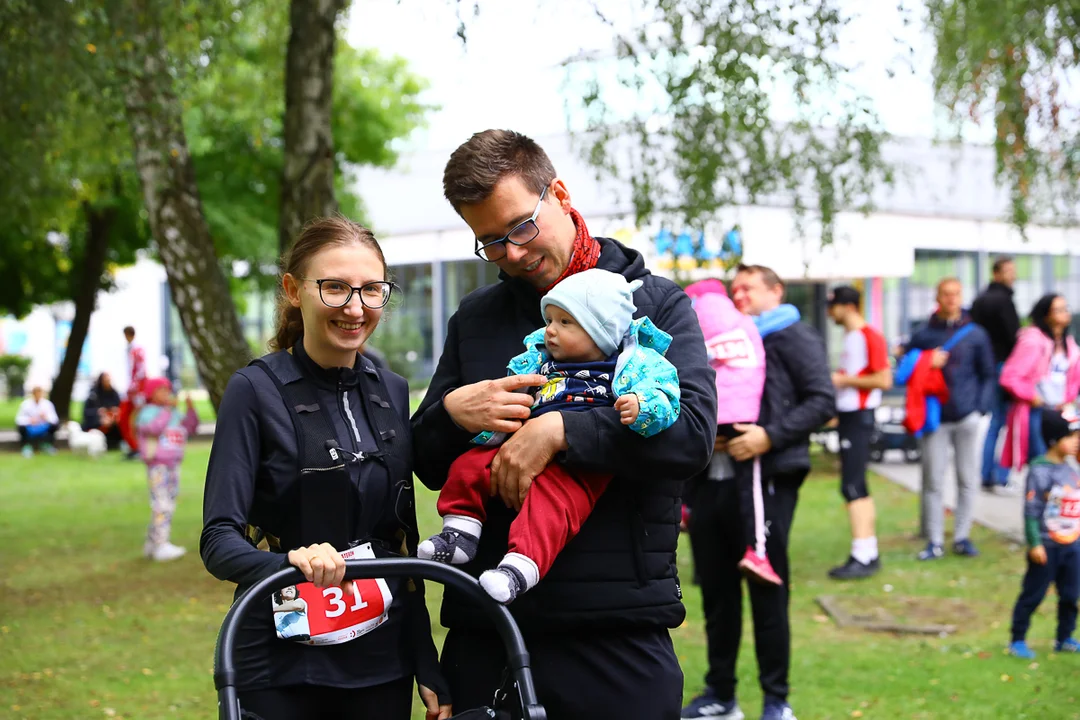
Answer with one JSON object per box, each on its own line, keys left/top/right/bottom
{"left": 411, "top": 238, "right": 717, "bottom": 632}
{"left": 81, "top": 385, "right": 121, "bottom": 431}
{"left": 200, "top": 342, "right": 445, "bottom": 698}
{"left": 758, "top": 322, "right": 836, "bottom": 477}
{"left": 970, "top": 282, "right": 1020, "bottom": 364}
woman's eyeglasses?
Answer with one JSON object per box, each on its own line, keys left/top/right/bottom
{"left": 300, "top": 278, "right": 396, "bottom": 309}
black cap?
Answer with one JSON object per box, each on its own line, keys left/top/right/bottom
{"left": 828, "top": 285, "right": 861, "bottom": 308}
{"left": 1041, "top": 409, "right": 1080, "bottom": 449}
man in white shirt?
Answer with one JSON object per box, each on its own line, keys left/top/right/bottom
{"left": 15, "top": 385, "right": 60, "bottom": 457}
{"left": 826, "top": 286, "right": 893, "bottom": 579}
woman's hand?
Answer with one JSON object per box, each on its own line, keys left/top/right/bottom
{"left": 287, "top": 542, "right": 347, "bottom": 589}
{"left": 418, "top": 684, "right": 452, "bottom": 720}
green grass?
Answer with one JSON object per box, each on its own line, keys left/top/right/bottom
{"left": 0, "top": 396, "right": 216, "bottom": 430}
{"left": 1, "top": 448, "right": 1077, "bottom": 719}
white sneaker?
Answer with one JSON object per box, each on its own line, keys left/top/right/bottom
{"left": 151, "top": 542, "right": 186, "bottom": 562}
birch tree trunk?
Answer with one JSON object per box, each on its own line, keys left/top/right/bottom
{"left": 279, "top": 0, "right": 346, "bottom": 257}
{"left": 113, "top": 3, "right": 251, "bottom": 409}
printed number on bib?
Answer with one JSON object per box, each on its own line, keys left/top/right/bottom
{"left": 271, "top": 543, "right": 393, "bottom": 646}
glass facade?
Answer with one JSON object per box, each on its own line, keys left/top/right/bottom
{"left": 163, "top": 249, "right": 1079, "bottom": 390}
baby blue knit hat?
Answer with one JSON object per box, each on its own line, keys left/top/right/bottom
{"left": 540, "top": 269, "right": 644, "bottom": 356}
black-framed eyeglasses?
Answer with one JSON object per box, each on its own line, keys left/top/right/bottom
{"left": 300, "top": 278, "right": 396, "bottom": 309}
{"left": 474, "top": 186, "right": 548, "bottom": 262}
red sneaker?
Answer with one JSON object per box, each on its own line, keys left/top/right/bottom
{"left": 738, "top": 547, "right": 783, "bottom": 586}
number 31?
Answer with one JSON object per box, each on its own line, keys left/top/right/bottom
{"left": 323, "top": 584, "right": 369, "bottom": 618}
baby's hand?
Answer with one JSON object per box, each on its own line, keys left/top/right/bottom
{"left": 615, "top": 394, "right": 641, "bottom": 425}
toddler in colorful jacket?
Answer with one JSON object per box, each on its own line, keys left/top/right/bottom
{"left": 1008, "top": 409, "right": 1080, "bottom": 659}
{"left": 137, "top": 377, "right": 199, "bottom": 562}
{"left": 419, "top": 268, "right": 681, "bottom": 603}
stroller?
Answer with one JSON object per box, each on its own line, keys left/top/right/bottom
{"left": 214, "top": 558, "right": 547, "bottom": 720}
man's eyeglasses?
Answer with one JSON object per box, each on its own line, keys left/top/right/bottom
{"left": 474, "top": 187, "right": 548, "bottom": 262}
{"left": 300, "top": 278, "right": 396, "bottom": 309}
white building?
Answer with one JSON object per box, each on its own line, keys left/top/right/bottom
{"left": 5, "top": 132, "right": 1078, "bottom": 394}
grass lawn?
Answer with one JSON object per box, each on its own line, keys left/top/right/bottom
{"left": 0, "top": 397, "right": 217, "bottom": 431}
{"left": 1, "top": 447, "right": 1077, "bottom": 719}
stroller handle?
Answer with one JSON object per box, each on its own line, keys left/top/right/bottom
{"left": 214, "top": 558, "right": 546, "bottom": 720}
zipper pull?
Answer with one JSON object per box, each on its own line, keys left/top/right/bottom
{"left": 324, "top": 439, "right": 341, "bottom": 462}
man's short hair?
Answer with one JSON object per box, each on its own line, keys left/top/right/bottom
{"left": 992, "top": 256, "right": 1014, "bottom": 275}
{"left": 442, "top": 129, "right": 556, "bottom": 214}
{"left": 937, "top": 276, "right": 962, "bottom": 293}
{"left": 123, "top": 326, "right": 135, "bottom": 338}
{"left": 735, "top": 263, "right": 784, "bottom": 290}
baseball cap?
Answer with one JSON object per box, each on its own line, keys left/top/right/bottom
{"left": 827, "top": 285, "right": 861, "bottom": 307}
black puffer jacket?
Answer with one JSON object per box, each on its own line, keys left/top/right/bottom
{"left": 411, "top": 238, "right": 717, "bottom": 631}
{"left": 758, "top": 322, "right": 836, "bottom": 477}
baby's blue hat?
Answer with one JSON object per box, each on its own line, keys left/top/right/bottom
{"left": 540, "top": 269, "right": 644, "bottom": 356}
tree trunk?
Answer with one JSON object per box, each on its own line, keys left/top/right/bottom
{"left": 114, "top": 5, "right": 251, "bottom": 410}
{"left": 51, "top": 203, "right": 114, "bottom": 422}
{"left": 279, "top": 0, "right": 345, "bottom": 257}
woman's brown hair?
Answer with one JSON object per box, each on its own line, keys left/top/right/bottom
{"left": 270, "top": 216, "right": 388, "bottom": 352}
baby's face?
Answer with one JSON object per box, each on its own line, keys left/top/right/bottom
{"left": 543, "top": 306, "right": 606, "bottom": 363}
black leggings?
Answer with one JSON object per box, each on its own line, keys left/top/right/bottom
{"left": 237, "top": 676, "right": 413, "bottom": 720}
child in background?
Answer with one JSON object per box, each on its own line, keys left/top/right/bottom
{"left": 419, "top": 268, "right": 681, "bottom": 603}
{"left": 1008, "top": 409, "right": 1080, "bottom": 658}
{"left": 137, "top": 377, "right": 199, "bottom": 562}
{"left": 685, "top": 279, "right": 780, "bottom": 586}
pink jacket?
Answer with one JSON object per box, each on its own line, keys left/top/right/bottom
{"left": 1000, "top": 326, "right": 1080, "bottom": 469}
{"left": 685, "top": 279, "right": 765, "bottom": 424}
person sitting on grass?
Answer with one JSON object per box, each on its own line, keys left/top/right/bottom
{"left": 1008, "top": 409, "right": 1080, "bottom": 658}
{"left": 15, "top": 385, "right": 59, "bottom": 458}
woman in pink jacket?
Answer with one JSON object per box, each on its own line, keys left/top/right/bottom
{"left": 1000, "top": 294, "right": 1080, "bottom": 470}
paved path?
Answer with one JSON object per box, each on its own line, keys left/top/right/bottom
{"left": 870, "top": 451, "right": 1025, "bottom": 544}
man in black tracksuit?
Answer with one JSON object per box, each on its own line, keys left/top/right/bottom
{"left": 411, "top": 130, "right": 716, "bottom": 719}
{"left": 682, "top": 264, "right": 834, "bottom": 720}
{"left": 969, "top": 256, "right": 1020, "bottom": 489}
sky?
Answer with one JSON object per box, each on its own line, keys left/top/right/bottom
{"left": 345, "top": 0, "right": 988, "bottom": 155}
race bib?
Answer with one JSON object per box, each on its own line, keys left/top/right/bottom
{"left": 1045, "top": 487, "right": 1080, "bottom": 546}
{"left": 272, "top": 543, "right": 393, "bottom": 646}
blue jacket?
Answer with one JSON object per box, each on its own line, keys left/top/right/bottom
{"left": 477, "top": 316, "right": 680, "bottom": 440}
{"left": 906, "top": 312, "right": 996, "bottom": 423}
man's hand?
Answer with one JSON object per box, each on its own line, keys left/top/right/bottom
{"left": 728, "top": 423, "right": 771, "bottom": 461}
{"left": 831, "top": 371, "right": 850, "bottom": 389}
{"left": 443, "top": 374, "right": 548, "bottom": 434}
{"left": 930, "top": 349, "right": 950, "bottom": 369}
{"left": 1029, "top": 545, "right": 1047, "bottom": 565}
{"left": 614, "top": 394, "right": 641, "bottom": 425}
{"left": 490, "top": 412, "right": 567, "bottom": 511}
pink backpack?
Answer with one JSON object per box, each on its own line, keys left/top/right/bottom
{"left": 685, "top": 279, "right": 766, "bottom": 425}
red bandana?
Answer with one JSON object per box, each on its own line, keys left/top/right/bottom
{"left": 542, "top": 208, "right": 602, "bottom": 294}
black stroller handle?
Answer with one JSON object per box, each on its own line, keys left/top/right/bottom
{"left": 214, "top": 558, "right": 546, "bottom": 720}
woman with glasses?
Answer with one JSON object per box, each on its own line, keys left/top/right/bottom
{"left": 201, "top": 217, "right": 451, "bottom": 720}
{"left": 1001, "top": 294, "right": 1080, "bottom": 469}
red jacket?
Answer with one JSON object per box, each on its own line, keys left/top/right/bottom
{"left": 904, "top": 351, "right": 950, "bottom": 435}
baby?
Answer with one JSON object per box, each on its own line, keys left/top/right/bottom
{"left": 419, "top": 268, "right": 682, "bottom": 602}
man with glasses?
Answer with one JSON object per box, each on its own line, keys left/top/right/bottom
{"left": 412, "top": 129, "right": 717, "bottom": 719}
